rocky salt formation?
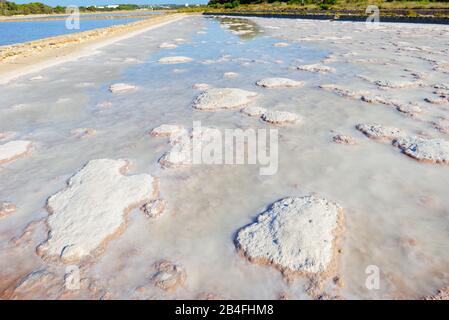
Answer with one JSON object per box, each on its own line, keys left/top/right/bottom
{"left": 151, "top": 260, "right": 186, "bottom": 292}
{"left": 321, "top": 84, "right": 421, "bottom": 115}
{"left": 360, "top": 94, "right": 392, "bottom": 105}
{"left": 432, "top": 118, "right": 449, "bottom": 134}
{"left": 235, "top": 196, "right": 343, "bottom": 278}
{"left": 150, "top": 124, "right": 186, "bottom": 138}
{"left": 256, "top": 78, "right": 304, "bottom": 89}
{"left": 374, "top": 80, "right": 422, "bottom": 89}
{"left": 159, "top": 42, "right": 177, "bottom": 49}
{"left": 141, "top": 199, "right": 166, "bottom": 219}
{"left": 395, "top": 103, "right": 422, "bottom": 116}
{"left": 297, "top": 64, "right": 335, "bottom": 73}
{"left": 241, "top": 106, "right": 267, "bottom": 117}
{"left": 261, "top": 110, "right": 300, "bottom": 125}
{"left": 0, "top": 140, "right": 32, "bottom": 164}
{"left": 425, "top": 89, "right": 449, "bottom": 105}
{"left": 9, "top": 219, "right": 43, "bottom": 246}
{"left": 2, "top": 269, "right": 62, "bottom": 300}
{"left": 0, "top": 201, "right": 16, "bottom": 218}
{"left": 332, "top": 134, "right": 357, "bottom": 145}
{"left": 434, "top": 83, "right": 449, "bottom": 90}
{"left": 157, "top": 56, "right": 193, "bottom": 64}
{"left": 394, "top": 136, "right": 449, "bottom": 164}
{"left": 109, "top": 83, "right": 137, "bottom": 93}
{"left": 358, "top": 75, "right": 422, "bottom": 89}
{"left": 192, "top": 88, "right": 258, "bottom": 111}
{"left": 319, "top": 84, "right": 369, "bottom": 99}
{"left": 424, "top": 287, "right": 449, "bottom": 300}
{"left": 37, "top": 159, "right": 158, "bottom": 263}
{"left": 356, "top": 124, "right": 405, "bottom": 141}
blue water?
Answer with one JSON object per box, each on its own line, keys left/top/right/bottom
{"left": 0, "top": 18, "right": 141, "bottom": 46}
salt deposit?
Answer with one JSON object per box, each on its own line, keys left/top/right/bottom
{"left": 37, "top": 159, "right": 158, "bottom": 262}
{"left": 0, "top": 140, "right": 32, "bottom": 164}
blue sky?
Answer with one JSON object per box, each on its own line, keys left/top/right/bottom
{"left": 14, "top": 0, "right": 208, "bottom": 6}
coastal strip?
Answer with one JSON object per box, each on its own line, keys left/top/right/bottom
{"left": 0, "top": 13, "right": 191, "bottom": 84}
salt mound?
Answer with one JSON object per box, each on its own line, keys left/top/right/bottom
{"left": 150, "top": 124, "right": 186, "bottom": 137}
{"left": 141, "top": 199, "right": 166, "bottom": 218}
{"left": 434, "top": 84, "right": 449, "bottom": 90}
{"left": 235, "top": 196, "right": 343, "bottom": 275}
{"left": 425, "top": 97, "right": 449, "bottom": 105}
{"left": 96, "top": 101, "right": 112, "bottom": 109}
{"left": 159, "top": 127, "right": 217, "bottom": 168}
{"left": 256, "top": 78, "right": 304, "bottom": 88}
{"left": 320, "top": 84, "right": 369, "bottom": 99}
{"left": 71, "top": 128, "right": 96, "bottom": 139}
{"left": 333, "top": 134, "right": 357, "bottom": 145}
{"left": 192, "top": 88, "right": 258, "bottom": 111}
{"left": 29, "top": 75, "right": 43, "bottom": 81}
{"left": 157, "top": 56, "right": 193, "bottom": 64}
{"left": 0, "top": 131, "right": 16, "bottom": 141}
{"left": 433, "top": 118, "right": 449, "bottom": 134}
{"left": 123, "top": 58, "right": 140, "bottom": 64}
{"left": 0, "top": 201, "right": 16, "bottom": 218}
{"left": 224, "top": 72, "right": 239, "bottom": 78}
{"left": 425, "top": 90, "right": 449, "bottom": 105}
{"left": 241, "top": 106, "right": 267, "bottom": 117}
{"left": 374, "top": 80, "right": 422, "bottom": 89}
{"left": 0, "top": 140, "right": 32, "bottom": 164}
{"left": 261, "top": 110, "right": 300, "bottom": 125}
{"left": 109, "top": 83, "right": 137, "bottom": 93}
{"left": 356, "top": 124, "right": 405, "bottom": 140}
{"left": 396, "top": 104, "right": 422, "bottom": 116}
{"left": 361, "top": 94, "right": 393, "bottom": 105}
{"left": 394, "top": 136, "right": 449, "bottom": 164}
{"left": 159, "top": 42, "right": 177, "bottom": 49}
{"left": 192, "top": 83, "right": 210, "bottom": 90}
{"left": 297, "top": 64, "right": 335, "bottom": 73}
{"left": 151, "top": 260, "right": 186, "bottom": 292}
{"left": 37, "top": 159, "right": 158, "bottom": 262}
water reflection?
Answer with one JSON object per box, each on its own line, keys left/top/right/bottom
{"left": 212, "top": 17, "right": 262, "bottom": 40}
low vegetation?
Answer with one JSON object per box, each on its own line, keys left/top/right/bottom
{"left": 205, "top": 0, "right": 449, "bottom": 14}
{"left": 0, "top": 2, "right": 143, "bottom": 16}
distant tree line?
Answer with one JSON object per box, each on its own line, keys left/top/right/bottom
{"left": 207, "top": 0, "right": 449, "bottom": 9}
{"left": 0, "top": 2, "right": 141, "bottom": 16}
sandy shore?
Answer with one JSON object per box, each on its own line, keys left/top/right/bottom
{"left": 0, "top": 13, "right": 190, "bottom": 84}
